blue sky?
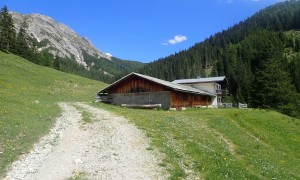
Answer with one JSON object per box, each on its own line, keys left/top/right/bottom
{"left": 1, "top": 0, "right": 284, "bottom": 62}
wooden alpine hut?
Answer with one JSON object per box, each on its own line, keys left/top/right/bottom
{"left": 97, "top": 72, "right": 215, "bottom": 109}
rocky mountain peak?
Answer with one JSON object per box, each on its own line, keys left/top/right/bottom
{"left": 11, "top": 12, "right": 111, "bottom": 67}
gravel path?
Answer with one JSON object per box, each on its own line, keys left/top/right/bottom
{"left": 4, "top": 102, "right": 166, "bottom": 180}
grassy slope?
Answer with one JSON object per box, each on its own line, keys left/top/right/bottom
{"left": 1, "top": 52, "right": 299, "bottom": 179}
{"left": 93, "top": 103, "right": 300, "bottom": 179}
{"left": 0, "top": 52, "right": 106, "bottom": 175}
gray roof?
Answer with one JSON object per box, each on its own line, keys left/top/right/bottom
{"left": 99, "top": 72, "right": 215, "bottom": 96}
{"left": 172, "top": 76, "right": 227, "bottom": 84}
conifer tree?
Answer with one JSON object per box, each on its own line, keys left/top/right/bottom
{"left": 252, "top": 50, "right": 295, "bottom": 109}
{"left": 0, "top": 6, "right": 16, "bottom": 52}
{"left": 295, "top": 38, "right": 300, "bottom": 51}
{"left": 53, "top": 54, "right": 60, "bottom": 70}
{"left": 289, "top": 54, "right": 300, "bottom": 92}
{"left": 15, "top": 19, "right": 30, "bottom": 59}
{"left": 210, "top": 62, "right": 218, "bottom": 76}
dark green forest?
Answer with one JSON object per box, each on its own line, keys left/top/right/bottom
{"left": 139, "top": 0, "right": 300, "bottom": 117}
{"left": 0, "top": 6, "right": 143, "bottom": 83}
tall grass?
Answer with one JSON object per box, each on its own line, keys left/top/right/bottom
{"left": 0, "top": 52, "right": 106, "bottom": 176}
{"left": 92, "top": 103, "right": 300, "bottom": 179}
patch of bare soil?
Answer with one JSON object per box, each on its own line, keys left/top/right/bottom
{"left": 4, "top": 102, "right": 166, "bottom": 180}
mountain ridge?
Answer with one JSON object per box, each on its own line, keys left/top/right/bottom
{"left": 9, "top": 11, "right": 143, "bottom": 83}
{"left": 11, "top": 11, "right": 112, "bottom": 67}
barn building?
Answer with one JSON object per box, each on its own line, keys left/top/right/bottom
{"left": 97, "top": 72, "right": 215, "bottom": 109}
{"left": 173, "top": 76, "right": 228, "bottom": 107}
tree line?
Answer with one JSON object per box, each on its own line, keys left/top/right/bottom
{"left": 139, "top": 0, "right": 300, "bottom": 117}
{"left": 0, "top": 6, "right": 34, "bottom": 60}
{"left": 0, "top": 6, "right": 73, "bottom": 74}
{"left": 0, "top": 5, "right": 143, "bottom": 83}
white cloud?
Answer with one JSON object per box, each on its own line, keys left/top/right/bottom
{"left": 162, "top": 35, "right": 187, "bottom": 45}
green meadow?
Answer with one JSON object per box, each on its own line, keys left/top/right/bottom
{"left": 93, "top": 103, "right": 300, "bottom": 179}
{"left": 1, "top": 52, "right": 299, "bottom": 179}
{"left": 0, "top": 52, "right": 106, "bottom": 175}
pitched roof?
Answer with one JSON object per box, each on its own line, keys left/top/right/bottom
{"left": 98, "top": 72, "right": 215, "bottom": 96}
{"left": 172, "top": 76, "right": 227, "bottom": 84}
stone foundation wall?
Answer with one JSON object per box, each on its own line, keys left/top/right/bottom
{"left": 112, "top": 91, "right": 171, "bottom": 109}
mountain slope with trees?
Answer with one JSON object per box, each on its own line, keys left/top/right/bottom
{"left": 139, "top": 0, "right": 300, "bottom": 117}
{"left": 0, "top": 7, "right": 143, "bottom": 83}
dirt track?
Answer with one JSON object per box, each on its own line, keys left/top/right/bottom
{"left": 4, "top": 102, "right": 165, "bottom": 180}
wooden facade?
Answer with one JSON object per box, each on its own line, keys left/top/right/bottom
{"left": 98, "top": 73, "right": 215, "bottom": 109}
{"left": 108, "top": 76, "right": 168, "bottom": 94}
{"left": 170, "top": 91, "right": 211, "bottom": 108}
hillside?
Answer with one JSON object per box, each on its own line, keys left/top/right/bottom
{"left": 139, "top": 0, "right": 300, "bottom": 116}
{"left": 9, "top": 11, "right": 144, "bottom": 83}
{"left": 11, "top": 12, "right": 111, "bottom": 65}
{"left": 1, "top": 52, "right": 299, "bottom": 179}
{"left": 94, "top": 102, "right": 300, "bottom": 179}
{"left": 0, "top": 52, "right": 106, "bottom": 175}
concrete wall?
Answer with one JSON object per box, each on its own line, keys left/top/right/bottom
{"left": 111, "top": 91, "right": 171, "bottom": 109}
{"left": 211, "top": 96, "right": 218, "bottom": 108}
{"left": 183, "top": 82, "right": 217, "bottom": 94}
